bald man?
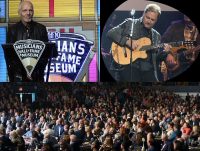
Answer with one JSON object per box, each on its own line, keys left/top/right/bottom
{"left": 7, "top": 0, "right": 49, "bottom": 82}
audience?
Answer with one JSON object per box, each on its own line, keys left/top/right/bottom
{"left": 0, "top": 83, "right": 200, "bottom": 150}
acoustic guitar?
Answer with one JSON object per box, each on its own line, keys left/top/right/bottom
{"left": 159, "top": 45, "right": 200, "bottom": 81}
{"left": 111, "top": 37, "right": 196, "bottom": 65}
{"left": 166, "top": 44, "right": 200, "bottom": 72}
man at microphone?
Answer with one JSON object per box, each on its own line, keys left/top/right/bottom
{"left": 107, "top": 4, "right": 175, "bottom": 82}
{"left": 7, "top": 0, "right": 48, "bottom": 82}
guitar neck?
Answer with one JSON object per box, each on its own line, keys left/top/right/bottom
{"left": 184, "top": 45, "right": 200, "bottom": 55}
{"left": 141, "top": 41, "right": 195, "bottom": 51}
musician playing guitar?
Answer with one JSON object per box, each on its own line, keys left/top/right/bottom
{"left": 161, "top": 15, "right": 200, "bottom": 80}
{"left": 107, "top": 4, "right": 175, "bottom": 82}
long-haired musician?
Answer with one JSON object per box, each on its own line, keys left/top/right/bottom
{"left": 161, "top": 15, "right": 200, "bottom": 80}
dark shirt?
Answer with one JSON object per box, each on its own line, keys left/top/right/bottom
{"left": 7, "top": 20, "right": 49, "bottom": 82}
{"left": 70, "top": 141, "right": 81, "bottom": 151}
{"left": 0, "top": 135, "right": 14, "bottom": 151}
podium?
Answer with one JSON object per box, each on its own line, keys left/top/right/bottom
{"left": 2, "top": 41, "right": 58, "bottom": 82}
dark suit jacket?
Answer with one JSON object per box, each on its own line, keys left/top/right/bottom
{"left": 6, "top": 20, "right": 48, "bottom": 82}
{"left": 161, "top": 140, "right": 173, "bottom": 151}
{"left": 54, "top": 125, "right": 64, "bottom": 138}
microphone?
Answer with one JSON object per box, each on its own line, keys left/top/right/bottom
{"left": 130, "top": 9, "right": 135, "bottom": 17}
{"left": 129, "top": 9, "right": 136, "bottom": 82}
{"left": 130, "top": 9, "right": 135, "bottom": 37}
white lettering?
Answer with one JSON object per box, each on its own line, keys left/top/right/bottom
{"left": 60, "top": 53, "right": 67, "bottom": 62}
{"left": 68, "top": 54, "right": 76, "bottom": 63}
{"left": 55, "top": 63, "right": 61, "bottom": 73}
{"left": 48, "top": 63, "right": 77, "bottom": 74}
{"left": 76, "top": 56, "right": 81, "bottom": 65}
{"left": 68, "top": 64, "right": 76, "bottom": 73}
{"left": 78, "top": 43, "right": 85, "bottom": 55}
{"left": 61, "top": 41, "right": 67, "bottom": 52}
{"left": 69, "top": 42, "right": 76, "bottom": 53}
{"left": 57, "top": 41, "right": 60, "bottom": 52}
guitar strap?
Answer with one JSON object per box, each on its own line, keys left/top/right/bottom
{"left": 151, "top": 29, "right": 159, "bottom": 82}
{"left": 152, "top": 52, "right": 159, "bottom": 82}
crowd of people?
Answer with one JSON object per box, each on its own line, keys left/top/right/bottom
{"left": 0, "top": 83, "right": 200, "bottom": 151}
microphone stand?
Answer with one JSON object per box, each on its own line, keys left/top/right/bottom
{"left": 130, "top": 10, "right": 135, "bottom": 82}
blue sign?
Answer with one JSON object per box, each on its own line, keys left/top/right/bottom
{"left": 48, "top": 32, "right": 94, "bottom": 81}
{"left": 0, "top": 1, "right": 6, "bottom": 19}
{"left": 0, "top": 27, "right": 7, "bottom": 82}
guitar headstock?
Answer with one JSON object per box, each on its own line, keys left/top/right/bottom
{"left": 183, "top": 40, "right": 197, "bottom": 47}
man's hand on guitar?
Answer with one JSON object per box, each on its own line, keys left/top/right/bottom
{"left": 164, "top": 44, "right": 177, "bottom": 66}
{"left": 184, "top": 45, "right": 200, "bottom": 62}
{"left": 126, "top": 38, "right": 138, "bottom": 50}
{"left": 163, "top": 43, "right": 172, "bottom": 52}
{"left": 166, "top": 53, "right": 176, "bottom": 65}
